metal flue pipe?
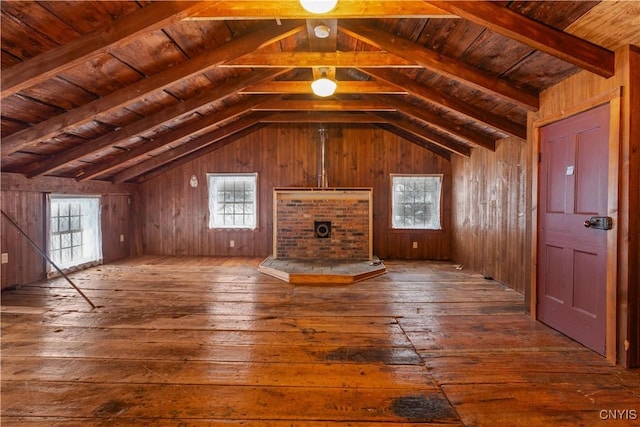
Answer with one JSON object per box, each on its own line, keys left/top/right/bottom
{"left": 317, "top": 125, "right": 329, "bottom": 188}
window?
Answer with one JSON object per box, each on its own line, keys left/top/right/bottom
{"left": 207, "top": 173, "right": 257, "bottom": 229}
{"left": 49, "top": 196, "right": 102, "bottom": 270}
{"left": 391, "top": 174, "right": 442, "bottom": 230}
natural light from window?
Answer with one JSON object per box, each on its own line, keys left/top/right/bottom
{"left": 207, "top": 173, "right": 257, "bottom": 229}
{"left": 391, "top": 174, "right": 442, "bottom": 230}
{"left": 49, "top": 195, "right": 102, "bottom": 270}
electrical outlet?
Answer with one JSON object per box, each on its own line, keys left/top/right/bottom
{"left": 120, "top": 234, "right": 125, "bottom": 242}
{"left": 1, "top": 253, "right": 8, "bottom": 264}
{"left": 229, "top": 240, "right": 235, "bottom": 248}
{"left": 412, "top": 241, "right": 418, "bottom": 249}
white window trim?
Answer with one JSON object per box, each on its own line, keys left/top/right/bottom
{"left": 390, "top": 174, "right": 443, "bottom": 230}
{"left": 207, "top": 173, "right": 258, "bottom": 230}
{"left": 48, "top": 194, "right": 103, "bottom": 274}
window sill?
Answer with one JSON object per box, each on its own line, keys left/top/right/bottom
{"left": 208, "top": 227, "right": 262, "bottom": 232}
{"left": 389, "top": 228, "right": 445, "bottom": 233}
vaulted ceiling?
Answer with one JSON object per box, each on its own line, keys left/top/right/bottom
{"left": 1, "top": 1, "right": 638, "bottom": 183}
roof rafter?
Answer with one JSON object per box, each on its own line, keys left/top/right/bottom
{"left": 135, "top": 124, "right": 270, "bottom": 184}
{"left": 221, "top": 51, "right": 420, "bottom": 68}
{"left": 368, "top": 95, "right": 496, "bottom": 151}
{"left": 1, "top": 20, "right": 305, "bottom": 158}
{"left": 239, "top": 81, "right": 407, "bottom": 95}
{"left": 76, "top": 95, "right": 277, "bottom": 182}
{"left": 253, "top": 99, "right": 395, "bottom": 112}
{"left": 189, "top": 0, "right": 455, "bottom": 20}
{"left": 0, "top": 1, "right": 213, "bottom": 100}
{"left": 373, "top": 112, "right": 471, "bottom": 157}
{"left": 258, "top": 112, "right": 386, "bottom": 124}
{"left": 27, "top": 69, "right": 291, "bottom": 179}
{"left": 360, "top": 68, "right": 526, "bottom": 139}
{"left": 425, "top": 0, "right": 615, "bottom": 78}
{"left": 340, "top": 20, "right": 539, "bottom": 111}
{"left": 112, "top": 113, "right": 272, "bottom": 184}
{"left": 377, "top": 124, "right": 452, "bottom": 160}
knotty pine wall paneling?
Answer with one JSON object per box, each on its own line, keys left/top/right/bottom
{"left": 0, "top": 189, "right": 46, "bottom": 288}
{"left": 1, "top": 173, "right": 140, "bottom": 289}
{"left": 451, "top": 137, "right": 530, "bottom": 295}
{"left": 100, "top": 194, "right": 137, "bottom": 264}
{"left": 139, "top": 124, "right": 451, "bottom": 260}
{"left": 328, "top": 126, "right": 452, "bottom": 260}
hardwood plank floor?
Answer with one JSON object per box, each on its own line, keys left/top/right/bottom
{"left": 1, "top": 257, "right": 638, "bottom": 426}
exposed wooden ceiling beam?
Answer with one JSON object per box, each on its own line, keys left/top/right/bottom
{"left": 368, "top": 95, "right": 496, "bottom": 151}
{"left": 253, "top": 99, "right": 395, "bottom": 112}
{"left": 135, "top": 124, "right": 270, "bottom": 184}
{"left": 239, "top": 81, "right": 407, "bottom": 95}
{"left": 189, "top": 0, "right": 456, "bottom": 20}
{"left": 373, "top": 112, "right": 471, "bottom": 157}
{"left": 360, "top": 68, "right": 526, "bottom": 139}
{"left": 340, "top": 20, "right": 539, "bottom": 111}
{"left": 425, "top": 0, "right": 615, "bottom": 78}
{"left": 377, "top": 124, "right": 452, "bottom": 161}
{"left": 76, "top": 96, "right": 277, "bottom": 182}
{"left": 28, "top": 70, "right": 289, "bottom": 179}
{"left": 0, "top": 1, "right": 213, "bottom": 100}
{"left": 259, "top": 112, "right": 387, "bottom": 123}
{"left": 112, "top": 113, "right": 271, "bottom": 184}
{"left": 222, "top": 51, "right": 420, "bottom": 68}
{"left": 0, "top": 21, "right": 305, "bottom": 159}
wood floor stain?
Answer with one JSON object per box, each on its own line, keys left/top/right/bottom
{"left": 391, "top": 394, "right": 457, "bottom": 421}
{"left": 1, "top": 256, "right": 638, "bottom": 426}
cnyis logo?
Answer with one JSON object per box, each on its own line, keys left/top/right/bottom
{"left": 599, "top": 409, "right": 638, "bottom": 420}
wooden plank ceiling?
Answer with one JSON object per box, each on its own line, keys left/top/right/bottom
{"left": 0, "top": 0, "right": 621, "bottom": 183}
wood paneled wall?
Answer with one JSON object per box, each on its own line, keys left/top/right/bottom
{"left": 1, "top": 189, "right": 46, "bottom": 288}
{"left": 1, "top": 174, "right": 139, "bottom": 289}
{"left": 531, "top": 45, "right": 639, "bottom": 367}
{"left": 451, "top": 137, "right": 530, "bottom": 295}
{"left": 139, "top": 124, "right": 451, "bottom": 259}
{"left": 329, "top": 126, "right": 452, "bottom": 260}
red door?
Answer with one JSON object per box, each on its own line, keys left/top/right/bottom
{"left": 538, "top": 104, "right": 610, "bottom": 355}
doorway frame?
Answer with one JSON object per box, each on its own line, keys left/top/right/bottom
{"left": 530, "top": 87, "right": 621, "bottom": 363}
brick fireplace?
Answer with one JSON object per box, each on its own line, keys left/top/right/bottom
{"left": 273, "top": 188, "right": 373, "bottom": 260}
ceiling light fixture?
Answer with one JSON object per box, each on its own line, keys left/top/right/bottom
{"left": 299, "top": 0, "right": 338, "bottom": 14}
{"left": 311, "top": 70, "right": 337, "bottom": 97}
{"left": 313, "top": 24, "right": 331, "bottom": 39}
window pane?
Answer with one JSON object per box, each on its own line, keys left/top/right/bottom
{"left": 208, "top": 174, "right": 257, "bottom": 229}
{"left": 72, "top": 232, "right": 82, "bottom": 246}
{"left": 70, "top": 216, "right": 80, "bottom": 230}
{"left": 391, "top": 175, "right": 442, "bottom": 230}
{"left": 51, "top": 249, "right": 61, "bottom": 264}
{"left": 61, "top": 248, "right": 71, "bottom": 263}
{"left": 61, "top": 233, "right": 71, "bottom": 249}
{"left": 49, "top": 197, "right": 102, "bottom": 271}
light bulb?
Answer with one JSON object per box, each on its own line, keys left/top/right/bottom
{"left": 311, "top": 77, "right": 337, "bottom": 97}
{"left": 299, "top": 0, "right": 338, "bottom": 14}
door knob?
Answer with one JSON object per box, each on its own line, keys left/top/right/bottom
{"left": 583, "top": 216, "right": 613, "bottom": 230}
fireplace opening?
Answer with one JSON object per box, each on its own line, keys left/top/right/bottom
{"left": 314, "top": 221, "right": 331, "bottom": 238}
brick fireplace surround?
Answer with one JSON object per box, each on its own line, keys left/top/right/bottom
{"left": 273, "top": 188, "right": 373, "bottom": 260}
